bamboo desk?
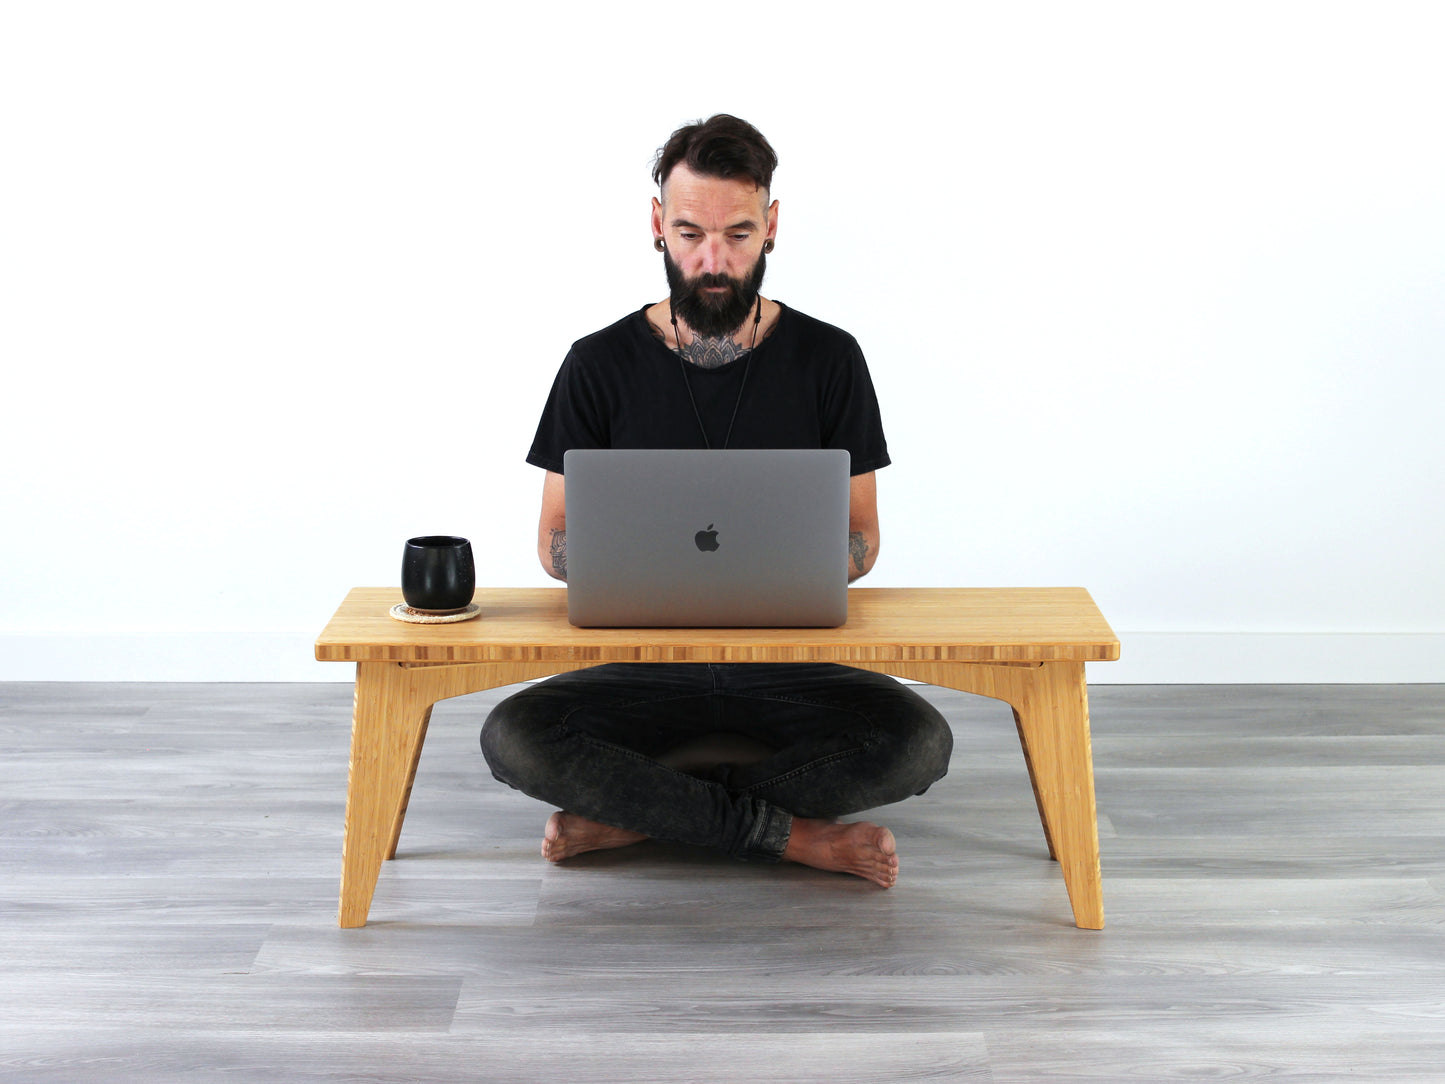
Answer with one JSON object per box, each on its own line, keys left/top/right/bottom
{"left": 316, "top": 586, "right": 1120, "bottom": 929}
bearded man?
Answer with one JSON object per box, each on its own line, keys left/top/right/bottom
{"left": 480, "top": 115, "right": 952, "bottom": 887}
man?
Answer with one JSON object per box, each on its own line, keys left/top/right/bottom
{"left": 481, "top": 115, "right": 952, "bottom": 888}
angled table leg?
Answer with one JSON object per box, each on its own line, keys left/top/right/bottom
{"left": 1009, "top": 702, "right": 1058, "bottom": 861}
{"left": 844, "top": 659, "right": 1104, "bottom": 930}
{"left": 339, "top": 659, "right": 593, "bottom": 928}
{"left": 1005, "top": 660, "right": 1103, "bottom": 930}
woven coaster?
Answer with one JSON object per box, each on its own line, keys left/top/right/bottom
{"left": 388, "top": 603, "right": 481, "bottom": 624}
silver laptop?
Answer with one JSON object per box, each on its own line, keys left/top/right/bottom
{"left": 563, "top": 449, "right": 850, "bottom": 627}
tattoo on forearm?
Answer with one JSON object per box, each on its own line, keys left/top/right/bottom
{"left": 849, "top": 531, "right": 869, "bottom": 574}
{"left": 680, "top": 335, "right": 750, "bottom": 370}
{"left": 549, "top": 528, "right": 567, "bottom": 581}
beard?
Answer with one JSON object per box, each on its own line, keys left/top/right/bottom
{"left": 664, "top": 249, "right": 767, "bottom": 339}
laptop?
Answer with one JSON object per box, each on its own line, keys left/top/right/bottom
{"left": 563, "top": 449, "right": 850, "bottom": 627}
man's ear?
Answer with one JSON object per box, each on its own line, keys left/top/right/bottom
{"left": 766, "top": 198, "right": 779, "bottom": 244}
{"left": 651, "top": 196, "right": 664, "bottom": 245}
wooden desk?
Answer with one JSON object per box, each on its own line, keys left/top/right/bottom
{"left": 316, "top": 587, "right": 1120, "bottom": 929}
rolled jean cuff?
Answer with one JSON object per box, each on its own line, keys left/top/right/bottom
{"left": 741, "top": 799, "right": 793, "bottom": 862}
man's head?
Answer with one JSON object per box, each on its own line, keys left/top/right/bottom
{"left": 652, "top": 114, "right": 778, "bottom": 195}
{"left": 651, "top": 115, "right": 780, "bottom": 338}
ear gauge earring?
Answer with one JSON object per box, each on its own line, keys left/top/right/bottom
{"left": 762, "top": 239, "right": 775, "bottom": 253}
{"left": 654, "top": 237, "right": 666, "bottom": 252}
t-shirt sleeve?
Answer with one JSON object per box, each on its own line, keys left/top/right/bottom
{"left": 525, "top": 347, "right": 609, "bottom": 474}
{"left": 822, "top": 336, "right": 891, "bottom": 475}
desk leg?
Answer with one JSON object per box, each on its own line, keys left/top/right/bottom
{"left": 340, "top": 662, "right": 431, "bottom": 929}
{"left": 339, "top": 660, "right": 596, "bottom": 928}
{"left": 1007, "top": 661, "right": 1103, "bottom": 930}
{"left": 1010, "top": 704, "right": 1057, "bottom": 861}
{"left": 843, "top": 660, "right": 1103, "bottom": 930}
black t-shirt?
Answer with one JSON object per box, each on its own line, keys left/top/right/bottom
{"left": 527, "top": 302, "right": 890, "bottom": 476}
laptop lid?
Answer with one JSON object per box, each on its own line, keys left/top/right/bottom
{"left": 563, "top": 449, "right": 850, "bottom": 628}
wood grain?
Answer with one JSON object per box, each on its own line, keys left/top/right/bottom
{"left": 315, "top": 586, "right": 1122, "bottom": 664}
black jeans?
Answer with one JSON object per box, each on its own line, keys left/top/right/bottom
{"left": 480, "top": 663, "right": 953, "bottom": 861}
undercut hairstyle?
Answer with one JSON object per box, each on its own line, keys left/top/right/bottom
{"left": 652, "top": 114, "right": 778, "bottom": 194}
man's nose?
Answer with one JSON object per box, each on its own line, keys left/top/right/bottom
{"left": 697, "top": 237, "right": 726, "bottom": 274}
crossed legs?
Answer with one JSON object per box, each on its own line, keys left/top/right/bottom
{"left": 480, "top": 662, "right": 953, "bottom": 887}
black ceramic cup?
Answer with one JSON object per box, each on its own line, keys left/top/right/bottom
{"left": 401, "top": 536, "right": 475, "bottom": 612}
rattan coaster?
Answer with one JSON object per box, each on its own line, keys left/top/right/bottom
{"left": 389, "top": 603, "right": 481, "bottom": 624}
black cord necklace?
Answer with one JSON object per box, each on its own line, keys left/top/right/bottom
{"left": 670, "top": 295, "right": 763, "bottom": 450}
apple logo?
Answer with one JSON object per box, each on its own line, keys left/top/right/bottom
{"left": 694, "top": 524, "right": 720, "bottom": 552}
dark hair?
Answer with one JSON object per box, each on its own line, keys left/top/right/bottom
{"left": 652, "top": 114, "right": 778, "bottom": 193}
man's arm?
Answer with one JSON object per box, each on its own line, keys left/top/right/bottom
{"left": 537, "top": 470, "right": 568, "bottom": 581}
{"left": 848, "top": 471, "right": 880, "bottom": 582}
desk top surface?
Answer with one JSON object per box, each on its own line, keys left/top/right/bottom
{"left": 315, "top": 587, "right": 1120, "bottom": 664}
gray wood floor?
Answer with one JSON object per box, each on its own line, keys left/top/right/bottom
{"left": 2, "top": 680, "right": 1443, "bottom": 1082}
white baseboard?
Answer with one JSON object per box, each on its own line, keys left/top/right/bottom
{"left": 1089, "top": 631, "right": 1445, "bottom": 684}
{"left": 0, "top": 631, "right": 352, "bottom": 683}
{"left": 0, "top": 630, "right": 1442, "bottom": 684}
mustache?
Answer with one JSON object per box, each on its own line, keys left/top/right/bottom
{"left": 690, "top": 273, "right": 738, "bottom": 290}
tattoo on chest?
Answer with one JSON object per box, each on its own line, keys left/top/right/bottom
{"left": 647, "top": 319, "right": 751, "bottom": 371}
{"left": 680, "top": 336, "right": 750, "bottom": 370}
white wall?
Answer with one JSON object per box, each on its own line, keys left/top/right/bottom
{"left": 4, "top": 2, "right": 1442, "bottom": 683}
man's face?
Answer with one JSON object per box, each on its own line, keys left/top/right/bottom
{"left": 652, "top": 164, "right": 779, "bottom": 338}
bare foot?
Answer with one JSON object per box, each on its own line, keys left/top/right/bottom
{"left": 782, "top": 818, "right": 898, "bottom": 888}
{"left": 541, "top": 811, "right": 648, "bottom": 863}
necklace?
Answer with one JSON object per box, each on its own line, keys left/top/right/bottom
{"left": 670, "top": 296, "right": 763, "bottom": 450}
